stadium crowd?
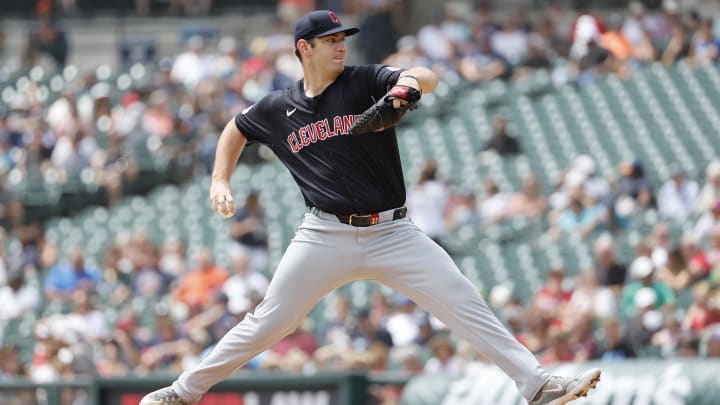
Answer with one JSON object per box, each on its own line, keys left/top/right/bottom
{"left": 1, "top": 1, "right": 720, "bottom": 404}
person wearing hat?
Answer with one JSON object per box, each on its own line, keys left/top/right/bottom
{"left": 620, "top": 256, "right": 676, "bottom": 319}
{"left": 140, "top": 10, "right": 599, "bottom": 405}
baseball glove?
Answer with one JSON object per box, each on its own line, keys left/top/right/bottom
{"left": 349, "top": 85, "right": 421, "bottom": 135}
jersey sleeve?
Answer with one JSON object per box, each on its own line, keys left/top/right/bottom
{"left": 364, "top": 64, "right": 406, "bottom": 99}
{"left": 234, "top": 97, "right": 272, "bottom": 144}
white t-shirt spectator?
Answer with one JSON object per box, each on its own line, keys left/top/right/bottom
{"left": 406, "top": 180, "right": 450, "bottom": 240}
{"left": 0, "top": 283, "right": 40, "bottom": 321}
{"left": 417, "top": 24, "right": 453, "bottom": 62}
{"left": 223, "top": 272, "right": 269, "bottom": 314}
{"left": 481, "top": 192, "right": 511, "bottom": 223}
{"left": 658, "top": 177, "right": 699, "bottom": 221}
{"left": 491, "top": 29, "right": 529, "bottom": 65}
{"left": 171, "top": 49, "right": 211, "bottom": 90}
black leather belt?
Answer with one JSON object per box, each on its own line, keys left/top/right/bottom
{"left": 310, "top": 207, "right": 407, "bottom": 227}
{"left": 336, "top": 207, "right": 407, "bottom": 227}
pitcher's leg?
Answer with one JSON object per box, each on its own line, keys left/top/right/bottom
{"left": 368, "top": 222, "right": 549, "bottom": 400}
{"left": 173, "top": 218, "right": 360, "bottom": 403}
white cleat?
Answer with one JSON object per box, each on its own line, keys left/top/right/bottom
{"left": 530, "top": 368, "right": 601, "bottom": 405}
{"left": 139, "top": 386, "right": 189, "bottom": 405}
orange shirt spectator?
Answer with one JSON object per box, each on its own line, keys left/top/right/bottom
{"left": 601, "top": 31, "right": 632, "bottom": 60}
{"left": 174, "top": 248, "right": 228, "bottom": 309}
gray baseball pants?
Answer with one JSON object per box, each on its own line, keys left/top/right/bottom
{"left": 173, "top": 210, "right": 550, "bottom": 403}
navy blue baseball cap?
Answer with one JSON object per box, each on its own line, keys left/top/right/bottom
{"left": 294, "top": 10, "right": 359, "bottom": 45}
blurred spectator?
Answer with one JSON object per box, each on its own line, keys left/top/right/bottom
{"left": 679, "top": 232, "right": 712, "bottom": 281}
{"left": 230, "top": 190, "right": 269, "bottom": 273}
{"left": 621, "top": 2, "right": 647, "bottom": 49}
{"left": 594, "top": 233, "right": 628, "bottom": 291}
{"left": 95, "top": 339, "right": 130, "bottom": 377}
{"left": 357, "top": 0, "right": 401, "bottom": 63}
{"left": 506, "top": 174, "right": 548, "bottom": 220}
{"left": 445, "top": 189, "right": 481, "bottom": 231}
{"left": 22, "top": 18, "right": 70, "bottom": 67}
{"left": 472, "top": 0, "right": 501, "bottom": 38}
{"left": 142, "top": 91, "right": 175, "bottom": 139}
{"left": 406, "top": 159, "right": 451, "bottom": 246}
{"left": 566, "top": 269, "right": 616, "bottom": 320}
{"left": 616, "top": 159, "right": 654, "bottom": 213}
{"left": 657, "top": 165, "right": 699, "bottom": 221}
{"left": 595, "top": 317, "right": 636, "bottom": 360}
{"left": 624, "top": 287, "right": 664, "bottom": 356}
{"left": 695, "top": 161, "right": 720, "bottom": 216}
{"left": 490, "top": 10, "right": 529, "bottom": 66}
{"left": 383, "top": 35, "right": 431, "bottom": 69}
{"left": 702, "top": 324, "right": 720, "bottom": 358}
{"left": 552, "top": 191, "right": 607, "bottom": 240}
{"left": 0, "top": 171, "right": 24, "bottom": 230}
{"left": 479, "top": 177, "right": 510, "bottom": 224}
{"left": 63, "top": 290, "right": 108, "bottom": 342}
{"left": 50, "top": 128, "right": 95, "bottom": 184}
{"left": 517, "top": 308, "right": 550, "bottom": 354}
{"left": 459, "top": 30, "right": 508, "bottom": 83}
{"left": 683, "top": 281, "right": 720, "bottom": 332}
{"left": 540, "top": 327, "right": 574, "bottom": 365}
{"left": 417, "top": 12, "right": 455, "bottom": 72}
{"left": 388, "top": 344, "right": 424, "bottom": 377}
{"left": 650, "top": 222, "right": 671, "bottom": 269}
{"left": 350, "top": 307, "right": 393, "bottom": 351}
{"left": 423, "top": 334, "right": 463, "bottom": 376}
{"left": 531, "top": 268, "right": 571, "bottom": 321}
{"left": 693, "top": 199, "right": 720, "bottom": 242}
{"left": 514, "top": 32, "right": 553, "bottom": 78}
{"left": 705, "top": 225, "right": 720, "bottom": 270}
{"left": 621, "top": 256, "right": 675, "bottom": 319}
{"left": 688, "top": 19, "right": 719, "bottom": 66}
{"left": 173, "top": 247, "right": 228, "bottom": 313}
{"left": 569, "top": 6, "right": 605, "bottom": 61}
{"left": 157, "top": 237, "right": 187, "bottom": 278}
{"left": 576, "top": 39, "right": 614, "bottom": 86}
{"left": 385, "top": 295, "right": 422, "bottom": 347}
{"left": 570, "top": 155, "right": 609, "bottom": 204}
{"left": 264, "top": 320, "right": 318, "bottom": 373}
{"left": 319, "top": 295, "right": 352, "bottom": 348}
{"left": 442, "top": 2, "right": 471, "bottom": 46}
{"left": 481, "top": 113, "right": 521, "bottom": 157}
{"left": 0, "top": 265, "right": 40, "bottom": 321}
{"left": 600, "top": 14, "right": 633, "bottom": 66}
{"left": 171, "top": 36, "right": 212, "bottom": 90}
{"left": 568, "top": 313, "right": 597, "bottom": 362}
{"left": 222, "top": 247, "right": 269, "bottom": 316}
{"left": 137, "top": 309, "right": 187, "bottom": 373}
{"left": 661, "top": 20, "right": 691, "bottom": 65}
{"left": 0, "top": 345, "right": 28, "bottom": 380}
{"left": 44, "top": 247, "right": 99, "bottom": 302}
{"left": 650, "top": 314, "right": 686, "bottom": 357}
{"left": 656, "top": 247, "right": 693, "bottom": 292}
{"left": 621, "top": 9, "right": 656, "bottom": 68}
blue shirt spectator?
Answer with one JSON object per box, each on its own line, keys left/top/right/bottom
{"left": 44, "top": 247, "right": 99, "bottom": 301}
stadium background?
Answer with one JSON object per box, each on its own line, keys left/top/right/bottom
{"left": 1, "top": 0, "right": 720, "bottom": 404}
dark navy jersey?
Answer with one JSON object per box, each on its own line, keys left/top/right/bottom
{"left": 234, "top": 64, "right": 406, "bottom": 215}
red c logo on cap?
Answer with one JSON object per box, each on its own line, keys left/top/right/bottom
{"left": 328, "top": 11, "right": 340, "bottom": 24}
